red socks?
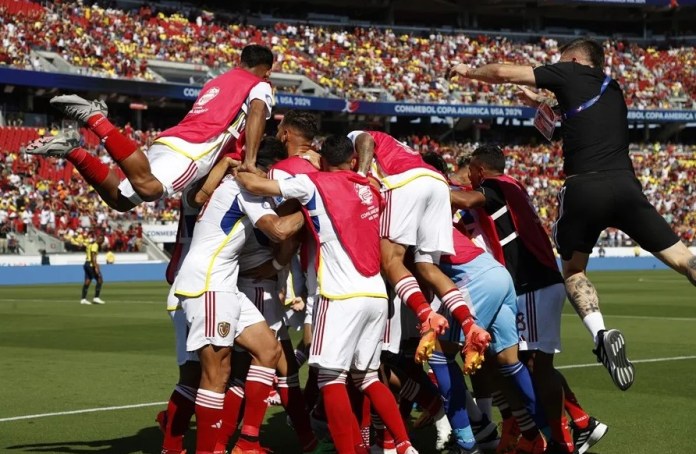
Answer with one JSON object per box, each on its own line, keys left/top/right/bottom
{"left": 161, "top": 385, "right": 196, "bottom": 452}
{"left": 441, "top": 288, "right": 475, "bottom": 334}
{"left": 321, "top": 383, "right": 363, "bottom": 453}
{"left": 394, "top": 276, "right": 432, "bottom": 323}
{"left": 550, "top": 416, "right": 575, "bottom": 452}
{"left": 87, "top": 113, "right": 138, "bottom": 162}
{"left": 361, "top": 381, "right": 412, "bottom": 451}
{"left": 235, "top": 366, "right": 275, "bottom": 450}
{"left": 194, "top": 389, "right": 225, "bottom": 454}
{"left": 277, "top": 374, "right": 317, "bottom": 452}
{"left": 214, "top": 382, "right": 245, "bottom": 452}
{"left": 564, "top": 391, "right": 590, "bottom": 429}
{"left": 66, "top": 147, "right": 110, "bottom": 186}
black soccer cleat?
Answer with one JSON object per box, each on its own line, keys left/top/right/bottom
{"left": 572, "top": 416, "right": 608, "bottom": 454}
{"left": 593, "top": 329, "right": 635, "bottom": 391}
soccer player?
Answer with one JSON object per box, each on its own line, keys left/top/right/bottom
{"left": 158, "top": 148, "right": 257, "bottom": 454}
{"left": 172, "top": 164, "right": 304, "bottom": 454}
{"left": 448, "top": 38, "right": 696, "bottom": 391}
{"left": 452, "top": 145, "right": 607, "bottom": 454}
{"left": 237, "top": 135, "right": 419, "bottom": 454}
{"left": 349, "top": 131, "right": 489, "bottom": 364}
{"left": 81, "top": 233, "right": 105, "bottom": 305}
{"left": 25, "top": 44, "right": 275, "bottom": 211}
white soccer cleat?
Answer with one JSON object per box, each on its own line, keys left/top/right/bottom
{"left": 24, "top": 130, "right": 81, "bottom": 157}
{"left": 434, "top": 407, "right": 453, "bottom": 451}
{"left": 80, "top": 298, "right": 92, "bottom": 305}
{"left": 92, "top": 297, "right": 106, "bottom": 305}
{"left": 50, "top": 94, "right": 108, "bottom": 124}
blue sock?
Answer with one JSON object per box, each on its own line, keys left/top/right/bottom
{"left": 429, "top": 351, "right": 476, "bottom": 449}
{"left": 499, "top": 361, "right": 543, "bottom": 427}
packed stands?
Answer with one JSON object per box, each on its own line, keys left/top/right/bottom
{"left": 0, "top": 0, "right": 694, "bottom": 108}
{"left": 1, "top": 125, "right": 694, "bottom": 250}
{"left": 0, "top": 126, "right": 175, "bottom": 253}
{"left": 405, "top": 137, "right": 696, "bottom": 246}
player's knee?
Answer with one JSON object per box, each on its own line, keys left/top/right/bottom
{"left": 255, "top": 339, "right": 282, "bottom": 369}
{"left": 686, "top": 256, "right": 696, "bottom": 286}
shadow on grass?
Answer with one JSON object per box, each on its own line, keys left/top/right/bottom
{"left": 5, "top": 425, "right": 163, "bottom": 454}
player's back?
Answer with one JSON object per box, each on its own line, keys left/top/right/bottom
{"left": 348, "top": 130, "right": 444, "bottom": 189}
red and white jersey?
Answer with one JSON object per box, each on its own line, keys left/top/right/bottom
{"left": 173, "top": 175, "right": 276, "bottom": 298}
{"left": 278, "top": 174, "right": 387, "bottom": 299}
{"left": 156, "top": 71, "right": 273, "bottom": 162}
{"left": 347, "top": 130, "right": 445, "bottom": 189}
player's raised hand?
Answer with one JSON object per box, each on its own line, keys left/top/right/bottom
{"left": 516, "top": 85, "right": 544, "bottom": 108}
{"left": 447, "top": 63, "right": 472, "bottom": 80}
{"left": 462, "top": 323, "right": 491, "bottom": 375}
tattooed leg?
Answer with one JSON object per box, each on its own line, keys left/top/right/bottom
{"left": 565, "top": 273, "right": 601, "bottom": 319}
{"left": 653, "top": 242, "right": 696, "bottom": 287}
{"left": 686, "top": 257, "right": 696, "bottom": 287}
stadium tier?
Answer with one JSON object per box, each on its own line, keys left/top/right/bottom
{"left": 0, "top": 0, "right": 694, "bottom": 109}
{"left": 1, "top": 126, "right": 694, "bottom": 249}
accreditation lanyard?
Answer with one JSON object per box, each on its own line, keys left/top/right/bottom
{"left": 562, "top": 75, "right": 612, "bottom": 121}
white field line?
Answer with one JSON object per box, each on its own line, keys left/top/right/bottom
{"left": 561, "top": 313, "right": 696, "bottom": 322}
{"left": 556, "top": 355, "right": 696, "bottom": 370}
{"left": 0, "top": 401, "right": 167, "bottom": 422}
{"left": 2, "top": 355, "right": 696, "bottom": 423}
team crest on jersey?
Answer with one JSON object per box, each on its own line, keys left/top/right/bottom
{"left": 355, "top": 183, "right": 374, "bottom": 206}
{"left": 196, "top": 87, "right": 220, "bottom": 107}
{"left": 218, "top": 321, "right": 231, "bottom": 337}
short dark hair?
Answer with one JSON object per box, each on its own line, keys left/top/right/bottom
{"left": 560, "top": 38, "right": 604, "bottom": 69}
{"left": 281, "top": 111, "right": 319, "bottom": 140}
{"left": 457, "top": 152, "right": 472, "bottom": 169}
{"left": 319, "top": 135, "right": 354, "bottom": 166}
{"left": 257, "top": 136, "right": 287, "bottom": 170}
{"left": 472, "top": 144, "right": 506, "bottom": 173}
{"left": 240, "top": 45, "right": 274, "bottom": 69}
{"left": 422, "top": 152, "right": 449, "bottom": 176}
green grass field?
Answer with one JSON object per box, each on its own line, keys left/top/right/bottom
{"left": 0, "top": 270, "right": 694, "bottom": 454}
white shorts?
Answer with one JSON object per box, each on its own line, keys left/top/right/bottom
{"left": 239, "top": 278, "right": 289, "bottom": 341}
{"left": 235, "top": 291, "right": 266, "bottom": 338}
{"left": 167, "top": 286, "right": 199, "bottom": 365}
{"left": 380, "top": 177, "right": 454, "bottom": 257}
{"left": 383, "top": 296, "right": 402, "bottom": 355}
{"left": 310, "top": 296, "right": 387, "bottom": 371}
{"left": 180, "top": 290, "right": 241, "bottom": 352}
{"left": 118, "top": 142, "right": 217, "bottom": 203}
{"left": 517, "top": 283, "right": 566, "bottom": 354}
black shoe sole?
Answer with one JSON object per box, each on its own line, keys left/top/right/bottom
{"left": 601, "top": 329, "right": 635, "bottom": 391}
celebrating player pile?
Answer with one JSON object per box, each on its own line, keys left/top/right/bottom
{"left": 33, "top": 38, "right": 696, "bottom": 454}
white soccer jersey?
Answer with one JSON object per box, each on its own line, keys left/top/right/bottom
{"left": 173, "top": 175, "right": 276, "bottom": 297}
{"left": 279, "top": 174, "right": 387, "bottom": 300}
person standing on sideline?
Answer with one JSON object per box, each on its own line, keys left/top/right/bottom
{"left": 447, "top": 37, "right": 696, "bottom": 391}
{"left": 82, "top": 234, "right": 106, "bottom": 305}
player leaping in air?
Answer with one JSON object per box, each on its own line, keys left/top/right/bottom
{"left": 24, "top": 44, "right": 274, "bottom": 211}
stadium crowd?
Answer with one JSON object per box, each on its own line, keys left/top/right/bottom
{"left": 0, "top": 0, "right": 694, "bottom": 108}
{"left": 0, "top": 125, "right": 173, "bottom": 253}
{"left": 2, "top": 124, "right": 694, "bottom": 250}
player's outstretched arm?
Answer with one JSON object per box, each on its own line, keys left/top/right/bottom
{"left": 188, "top": 156, "right": 240, "bottom": 208}
{"left": 354, "top": 132, "right": 376, "bottom": 177}
{"left": 238, "top": 99, "right": 268, "bottom": 176}
{"left": 449, "top": 63, "right": 536, "bottom": 87}
{"left": 255, "top": 212, "right": 305, "bottom": 243}
{"left": 451, "top": 190, "right": 486, "bottom": 210}
{"left": 236, "top": 172, "right": 282, "bottom": 197}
